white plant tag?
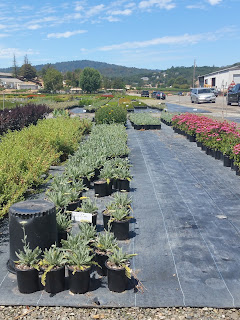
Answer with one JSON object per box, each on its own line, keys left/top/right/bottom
{"left": 71, "top": 211, "right": 92, "bottom": 223}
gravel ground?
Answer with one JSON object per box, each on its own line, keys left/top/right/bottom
{"left": 0, "top": 306, "right": 240, "bottom": 319}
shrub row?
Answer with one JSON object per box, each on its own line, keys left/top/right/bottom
{"left": 95, "top": 104, "right": 127, "bottom": 124}
{"left": 0, "top": 117, "right": 91, "bottom": 218}
{"left": 0, "top": 104, "right": 51, "bottom": 135}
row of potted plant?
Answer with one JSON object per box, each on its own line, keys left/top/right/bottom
{"left": 15, "top": 218, "right": 135, "bottom": 294}
{"left": 160, "top": 111, "right": 174, "bottom": 126}
{"left": 129, "top": 113, "right": 161, "bottom": 130}
{"left": 172, "top": 113, "right": 240, "bottom": 173}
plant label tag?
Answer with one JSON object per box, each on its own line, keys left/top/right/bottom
{"left": 71, "top": 211, "right": 92, "bottom": 223}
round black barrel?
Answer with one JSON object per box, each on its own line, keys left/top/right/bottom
{"left": 8, "top": 199, "right": 57, "bottom": 273}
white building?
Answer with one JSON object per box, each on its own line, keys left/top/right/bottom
{"left": 198, "top": 65, "right": 240, "bottom": 91}
{"left": 16, "top": 82, "right": 39, "bottom": 90}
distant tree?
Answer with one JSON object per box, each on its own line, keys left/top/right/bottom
{"left": 102, "top": 76, "right": 112, "bottom": 89}
{"left": 19, "top": 55, "right": 37, "bottom": 80}
{"left": 79, "top": 67, "right": 101, "bottom": 93}
{"left": 12, "top": 54, "right": 19, "bottom": 78}
{"left": 43, "top": 68, "right": 63, "bottom": 92}
{"left": 112, "top": 78, "right": 125, "bottom": 89}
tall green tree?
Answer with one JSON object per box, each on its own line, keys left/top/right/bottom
{"left": 19, "top": 55, "right": 37, "bottom": 80}
{"left": 12, "top": 54, "right": 19, "bottom": 78}
{"left": 79, "top": 67, "right": 101, "bottom": 93}
{"left": 43, "top": 68, "right": 63, "bottom": 92}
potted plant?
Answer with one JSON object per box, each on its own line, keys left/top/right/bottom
{"left": 94, "top": 231, "right": 119, "bottom": 276}
{"left": 76, "top": 197, "right": 98, "bottom": 226}
{"left": 94, "top": 163, "right": 114, "bottom": 197}
{"left": 15, "top": 226, "right": 41, "bottom": 294}
{"left": 56, "top": 211, "right": 72, "bottom": 246}
{"left": 66, "top": 245, "right": 97, "bottom": 294}
{"left": 102, "top": 193, "right": 132, "bottom": 230}
{"left": 114, "top": 167, "right": 132, "bottom": 192}
{"left": 109, "top": 207, "right": 132, "bottom": 240}
{"left": 78, "top": 222, "right": 97, "bottom": 246}
{"left": 40, "top": 244, "right": 67, "bottom": 294}
{"left": 105, "top": 247, "right": 136, "bottom": 292}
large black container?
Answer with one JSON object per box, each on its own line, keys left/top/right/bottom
{"left": 117, "top": 179, "right": 130, "bottom": 192}
{"left": 44, "top": 266, "right": 65, "bottom": 294}
{"left": 223, "top": 155, "right": 231, "bottom": 167}
{"left": 106, "top": 262, "right": 128, "bottom": 292}
{"left": 68, "top": 266, "right": 91, "bottom": 294}
{"left": 94, "top": 180, "right": 109, "bottom": 197}
{"left": 8, "top": 199, "right": 57, "bottom": 273}
{"left": 16, "top": 268, "right": 40, "bottom": 294}
{"left": 102, "top": 212, "right": 111, "bottom": 231}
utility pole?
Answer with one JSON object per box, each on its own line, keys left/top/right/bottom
{"left": 2, "top": 92, "right": 4, "bottom": 111}
{"left": 193, "top": 59, "right": 196, "bottom": 88}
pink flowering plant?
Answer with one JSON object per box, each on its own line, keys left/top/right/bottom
{"left": 172, "top": 113, "right": 240, "bottom": 168}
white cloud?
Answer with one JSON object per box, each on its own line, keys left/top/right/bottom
{"left": 207, "top": 0, "right": 222, "bottom": 5}
{"left": 139, "top": 0, "right": 176, "bottom": 10}
{"left": 0, "top": 24, "right": 6, "bottom": 29}
{"left": 105, "top": 16, "right": 121, "bottom": 22}
{"left": 27, "top": 24, "right": 41, "bottom": 30}
{"left": 99, "top": 28, "right": 233, "bottom": 51}
{"left": 111, "top": 9, "right": 132, "bottom": 15}
{"left": 47, "top": 30, "right": 87, "bottom": 39}
{"left": 86, "top": 4, "right": 105, "bottom": 17}
{"left": 0, "top": 33, "right": 7, "bottom": 38}
{"left": 0, "top": 48, "right": 38, "bottom": 58}
{"left": 186, "top": 4, "right": 206, "bottom": 9}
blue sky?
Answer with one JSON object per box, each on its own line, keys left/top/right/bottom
{"left": 0, "top": 0, "right": 239, "bottom": 70}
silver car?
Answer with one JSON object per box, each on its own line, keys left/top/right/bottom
{"left": 191, "top": 88, "right": 216, "bottom": 104}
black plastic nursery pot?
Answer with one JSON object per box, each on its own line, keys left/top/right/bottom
{"left": 82, "top": 177, "right": 91, "bottom": 188}
{"left": 94, "top": 180, "right": 112, "bottom": 197}
{"left": 66, "top": 200, "right": 81, "bottom": 212}
{"left": 91, "top": 212, "right": 98, "bottom": 226}
{"left": 44, "top": 266, "right": 65, "bottom": 294}
{"left": 58, "top": 230, "right": 68, "bottom": 247}
{"left": 102, "top": 211, "right": 111, "bottom": 231}
{"left": 8, "top": 199, "right": 57, "bottom": 273}
{"left": 215, "top": 150, "right": 221, "bottom": 160}
{"left": 68, "top": 266, "right": 91, "bottom": 294}
{"left": 16, "top": 267, "right": 40, "bottom": 294}
{"left": 95, "top": 251, "right": 108, "bottom": 276}
{"left": 112, "top": 219, "right": 129, "bottom": 240}
{"left": 223, "top": 155, "right": 231, "bottom": 167}
{"left": 105, "top": 261, "right": 128, "bottom": 293}
{"left": 117, "top": 179, "right": 130, "bottom": 192}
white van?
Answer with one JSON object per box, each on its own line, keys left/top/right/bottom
{"left": 190, "top": 88, "right": 216, "bottom": 104}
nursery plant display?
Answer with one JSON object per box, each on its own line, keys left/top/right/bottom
{"left": 109, "top": 207, "right": 132, "bottom": 240}
{"left": 15, "top": 226, "right": 41, "bottom": 294}
{"left": 105, "top": 247, "right": 136, "bottom": 293}
{"left": 56, "top": 211, "right": 72, "bottom": 245}
{"left": 95, "top": 104, "right": 127, "bottom": 124}
{"left": 172, "top": 113, "right": 240, "bottom": 172}
{"left": 0, "top": 116, "right": 91, "bottom": 218}
{"left": 161, "top": 111, "right": 174, "bottom": 126}
{"left": 76, "top": 198, "right": 98, "bottom": 226}
{"left": 94, "top": 231, "right": 119, "bottom": 276}
{"left": 40, "top": 245, "right": 67, "bottom": 294}
{"left": 129, "top": 113, "right": 161, "bottom": 130}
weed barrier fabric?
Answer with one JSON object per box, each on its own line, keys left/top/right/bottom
{"left": 1, "top": 124, "right": 240, "bottom": 307}
{"left": 165, "top": 103, "right": 211, "bottom": 114}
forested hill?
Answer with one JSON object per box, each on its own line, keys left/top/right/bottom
{"left": 37, "top": 60, "right": 155, "bottom": 76}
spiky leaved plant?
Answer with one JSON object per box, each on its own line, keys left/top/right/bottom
{"left": 110, "top": 207, "right": 131, "bottom": 222}
{"left": 40, "top": 244, "right": 67, "bottom": 285}
{"left": 107, "top": 247, "right": 136, "bottom": 278}
{"left": 61, "top": 233, "right": 88, "bottom": 251}
{"left": 77, "top": 197, "right": 98, "bottom": 213}
{"left": 15, "top": 226, "right": 41, "bottom": 269}
{"left": 56, "top": 211, "right": 72, "bottom": 232}
{"left": 66, "top": 245, "right": 97, "bottom": 273}
{"left": 78, "top": 222, "right": 97, "bottom": 244}
{"left": 94, "top": 230, "right": 119, "bottom": 254}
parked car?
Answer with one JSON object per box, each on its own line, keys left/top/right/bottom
{"left": 227, "top": 84, "right": 240, "bottom": 106}
{"left": 210, "top": 88, "right": 219, "bottom": 97}
{"left": 141, "top": 90, "right": 149, "bottom": 97}
{"left": 151, "top": 91, "right": 157, "bottom": 98}
{"left": 156, "top": 92, "right": 166, "bottom": 100}
{"left": 190, "top": 88, "right": 216, "bottom": 104}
